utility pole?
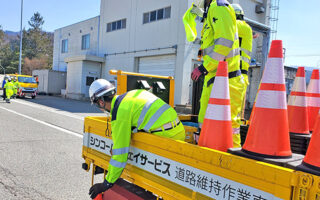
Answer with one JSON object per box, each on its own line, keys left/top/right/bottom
{"left": 0, "top": 60, "right": 5, "bottom": 75}
{"left": 18, "top": 0, "right": 23, "bottom": 74}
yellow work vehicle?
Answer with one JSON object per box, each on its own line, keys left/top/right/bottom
{"left": 82, "top": 70, "right": 320, "bottom": 200}
{"left": 8, "top": 74, "right": 38, "bottom": 99}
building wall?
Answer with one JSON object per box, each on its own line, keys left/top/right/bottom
{"left": 66, "top": 61, "right": 83, "bottom": 97}
{"left": 52, "top": 0, "right": 270, "bottom": 104}
{"left": 99, "top": 0, "right": 191, "bottom": 104}
{"left": 53, "top": 16, "right": 100, "bottom": 72}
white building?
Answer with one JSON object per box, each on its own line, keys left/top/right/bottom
{"left": 53, "top": 0, "right": 271, "bottom": 104}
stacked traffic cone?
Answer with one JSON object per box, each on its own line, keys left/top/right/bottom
{"left": 288, "top": 67, "right": 310, "bottom": 134}
{"left": 307, "top": 69, "right": 320, "bottom": 132}
{"left": 198, "top": 61, "right": 233, "bottom": 152}
{"left": 297, "top": 111, "right": 320, "bottom": 175}
{"left": 242, "top": 40, "right": 292, "bottom": 158}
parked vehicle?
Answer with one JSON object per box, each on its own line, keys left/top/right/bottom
{"left": 8, "top": 74, "right": 38, "bottom": 99}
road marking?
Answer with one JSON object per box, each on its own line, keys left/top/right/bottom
{"left": 0, "top": 106, "right": 83, "bottom": 138}
{"left": 11, "top": 99, "right": 84, "bottom": 120}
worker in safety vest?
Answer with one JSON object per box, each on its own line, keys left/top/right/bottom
{"left": 4, "top": 77, "right": 14, "bottom": 103}
{"left": 2, "top": 76, "right": 8, "bottom": 100}
{"left": 231, "top": 4, "right": 253, "bottom": 116}
{"left": 12, "top": 77, "right": 20, "bottom": 99}
{"left": 88, "top": 79, "right": 185, "bottom": 199}
{"left": 185, "top": 0, "right": 245, "bottom": 147}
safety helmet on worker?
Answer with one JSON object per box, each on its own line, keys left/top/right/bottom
{"left": 89, "top": 79, "right": 116, "bottom": 104}
{"left": 231, "top": 4, "right": 245, "bottom": 19}
{"left": 7, "top": 77, "right": 11, "bottom": 82}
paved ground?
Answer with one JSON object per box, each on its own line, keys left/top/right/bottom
{"left": 0, "top": 92, "right": 106, "bottom": 200}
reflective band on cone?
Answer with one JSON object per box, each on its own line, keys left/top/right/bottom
{"left": 242, "top": 40, "right": 292, "bottom": 158}
{"left": 307, "top": 69, "right": 320, "bottom": 131}
{"left": 288, "top": 67, "right": 309, "bottom": 134}
{"left": 198, "top": 61, "right": 233, "bottom": 152}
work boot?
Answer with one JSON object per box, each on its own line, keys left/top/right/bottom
{"left": 6, "top": 98, "right": 10, "bottom": 103}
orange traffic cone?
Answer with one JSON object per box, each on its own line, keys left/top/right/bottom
{"left": 288, "top": 67, "right": 309, "bottom": 134}
{"left": 242, "top": 40, "right": 292, "bottom": 158}
{"left": 94, "top": 194, "right": 103, "bottom": 200}
{"left": 298, "top": 111, "right": 320, "bottom": 175}
{"left": 307, "top": 69, "right": 320, "bottom": 132}
{"left": 198, "top": 61, "right": 233, "bottom": 152}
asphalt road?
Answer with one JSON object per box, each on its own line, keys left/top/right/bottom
{"left": 0, "top": 93, "right": 106, "bottom": 200}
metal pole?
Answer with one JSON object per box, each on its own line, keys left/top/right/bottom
{"left": 0, "top": 60, "right": 5, "bottom": 75}
{"left": 18, "top": 0, "right": 23, "bottom": 74}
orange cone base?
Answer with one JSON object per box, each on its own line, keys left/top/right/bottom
{"left": 199, "top": 120, "right": 233, "bottom": 152}
{"left": 288, "top": 106, "right": 310, "bottom": 134}
{"left": 308, "top": 107, "right": 320, "bottom": 131}
{"left": 243, "top": 108, "right": 292, "bottom": 158}
{"left": 297, "top": 162, "right": 320, "bottom": 176}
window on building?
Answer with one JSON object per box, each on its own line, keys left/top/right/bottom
{"left": 61, "top": 39, "right": 68, "bottom": 53}
{"left": 86, "top": 76, "right": 95, "bottom": 86}
{"left": 143, "top": 6, "right": 171, "bottom": 24}
{"left": 81, "top": 34, "right": 90, "bottom": 50}
{"left": 164, "top": 7, "right": 171, "bottom": 19}
{"left": 106, "top": 19, "right": 127, "bottom": 32}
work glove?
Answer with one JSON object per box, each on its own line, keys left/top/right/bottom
{"left": 89, "top": 179, "right": 113, "bottom": 199}
{"left": 190, "top": 4, "right": 204, "bottom": 17}
{"left": 191, "top": 64, "right": 207, "bottom": 82}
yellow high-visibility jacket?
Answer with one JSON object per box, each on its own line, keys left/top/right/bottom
{"left": 106, "top": 89, "right": 185, "bottom": 183}
{"left": 237, "top": 19, "right": 252, "bottom": 82}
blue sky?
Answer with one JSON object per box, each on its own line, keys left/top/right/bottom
{"left": 0, "top": 0, "right": 319, "bottom": 67}
{"left": 277, "top": 0, "right": 320, "bottom": 67}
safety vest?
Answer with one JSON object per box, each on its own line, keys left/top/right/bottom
{"left": 13, "top": 81, "right": 20, "bottom": 89}
{"left": 106, "top": 89, "right": 178, "bottom": 183}
{"left": 4, "top": 82, "right": 14, "bottom": 90}
{"left": 201, "top": 0, "right": 241, "bottom": 86}
{"left": 237, "top": 20, "right": 252, "bottom": 75}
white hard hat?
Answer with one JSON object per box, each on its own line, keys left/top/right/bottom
{"left": 89, "top": 79, "right": 116, "bottom": 103}
{"left": 231, "top": 4, "right": 245, "bottom": 16}
{"left": 194, "top": 0, "right": 205, "bottom": 9}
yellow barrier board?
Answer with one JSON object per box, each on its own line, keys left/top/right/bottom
{"left": 82, "top": 116, "right": 320, "bottom": 200}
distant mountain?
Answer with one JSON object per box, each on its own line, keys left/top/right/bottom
{"left": 4, "top": 31, "right": 19, "bottom": 37}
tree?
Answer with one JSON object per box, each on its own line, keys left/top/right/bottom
{"left": 22, "top": 12, "right": 53, "bottom": 70}
{"left": 0, "top": 12, "right": 53, "bottom": 75}
{"left": 28, "top": 12, "right": 44, "bottom": 31}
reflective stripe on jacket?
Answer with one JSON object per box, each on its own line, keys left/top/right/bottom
{"left": 106, "top": 89, "right": 178, "bottom": 183}
{"left": 201, "top": 0, "right": 240, "bottom": 81}
{"left": 237, "top": 20, "right": 252, "bottom": 73}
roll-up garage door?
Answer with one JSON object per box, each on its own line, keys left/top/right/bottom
{"left": 138, "top": 54, "right": 176, "bottom": 77}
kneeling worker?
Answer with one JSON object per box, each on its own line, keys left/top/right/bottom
{"left": 88, "top": 79, "right": 185, "bottom": 199}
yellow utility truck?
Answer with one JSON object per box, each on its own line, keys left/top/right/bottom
{"left": 82, "top": 70, "right": 320, "bottom": 200}
{"left": 8, "top": 74, "right": 38, "bottom": 99}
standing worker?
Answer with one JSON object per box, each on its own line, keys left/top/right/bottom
{"left": 12, "top": 77, "right": 20, "bottom": 99}
{"left": 2, "top": 75, "right": 7, "bottom": 101}
{"left": 4, "top": 77, "right": 14, "bottom": 103}
{"left": 186, "top": 0, "right": 245, "bottom": 147}
{"left": 88, "top": 79, "right": 185, "bottom": 199}
{"left": 231, "top": 4, "right": 253, "bottom": 117}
